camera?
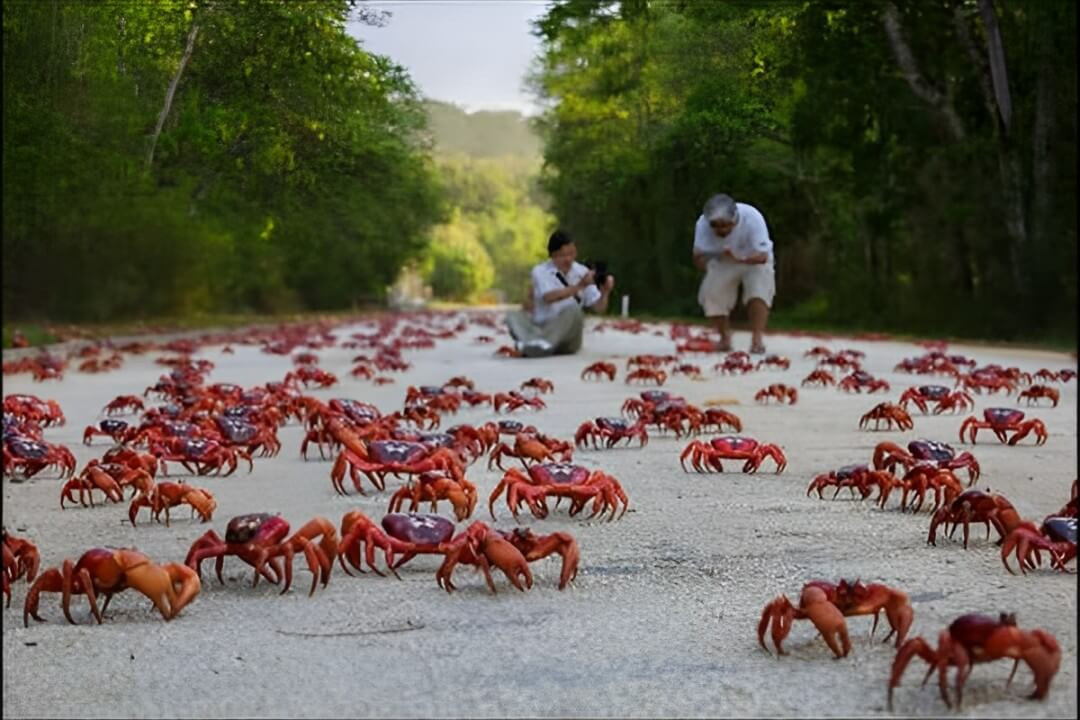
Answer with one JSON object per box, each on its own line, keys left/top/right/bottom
{"left": 586, "top": 260, "right": 609, "bottom": 287}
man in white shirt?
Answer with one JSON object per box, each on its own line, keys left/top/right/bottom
{"left": 505, "top": 230, "right": 616, "bottom": 357}
{"left": 692, "top": 193, "right": 776, "bottom": 354}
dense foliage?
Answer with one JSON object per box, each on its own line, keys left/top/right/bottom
{"left": 530, "top": 0, "right": 1077, "bottom": 340}
{"left": 3, "top": 0, "right": 444, "bottom": 322}
{"left": 417, "top": 103, "right": 552, "bottom": 303}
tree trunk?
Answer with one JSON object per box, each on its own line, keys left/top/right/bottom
{"left": 978, "top": 0, "right": 1012, "bottom": 132}
{"left": 145, "top": 19, "right": 199, "bottom": 171}
{"left": 881, "top": 2, "right": 965, "bottom": 141}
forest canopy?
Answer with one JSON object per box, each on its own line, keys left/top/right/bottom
{"left": 3, "top": 0, "right": 444, "bottom": 322}
{"left": 529, "top": 0, "right": 1077, "bottom": 341}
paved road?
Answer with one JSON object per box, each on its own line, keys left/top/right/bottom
{"left": 3, "top": 315, "right": 1076, "bottom": 718}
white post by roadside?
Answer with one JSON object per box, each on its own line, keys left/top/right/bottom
{"left": 621, "top": 295, "right": 630, "bottom": 318}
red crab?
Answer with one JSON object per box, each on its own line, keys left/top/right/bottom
{"left": 459, "top": 390, "right": 492, "bottom": 407}
{"left": 758, "top": 579, "right": 913, "bottom": 657}
{"left": 488, "top": 463, "right": 629, "bottom": 521}
{"left": 283, "top": 366, "right": 338, "bottom": 389}
{"left": 152, "top": 437, "right": 253, "bottom": 477}
{"left": 671, "top": 363, "right": 703, "bottom": 379}
{"left": 103, "top": 395, "right": 145, "bottom": 416}
{"left": 488, "top": 432, "right": 574, "bottom": 470}
{"left": 3, "top": 436, "right": 77, "bottom": 480}
{"left": 754, "top": 355, "right": 790, "bottom": 371}
{"left": 958, "top": 408, "right": 1046, "bottom": 445}
{"left": 801, "top": 370, "right": 835, "bottom": 387}
{"left": 331, "top": 439, "right": 464, "bottom": 496}
{"left": 927, "top": 489, "right": 1025, "bottom": 549}
{"left": 3, "top": 394, "right": 66, "bottom": 427}
{"left": 698, "top": 408, "right": 742, "bottom": 434}
{"left": 128, "top": 481, "right": 217, "bottom": 527}
{"left": 679, "top": 435, "right": 786, "bottom": 474}
{"left": 1016, "top": 385, "right": 1059, "bottom": 407}
{"left": 872, "top": 439, "right": 980, "bottom": 485}
{"left": 580, "top": 361, "right": 617, "bottom": 381}
{"left": 60, "top": 466, "right": 125, "bottom": 509}
{"left": 754, "top": 384, "right": 797, "bottom": 405}
{"left": 494, "top": 345, "right": 521, "bottom": 358}
{"left": 1000, "top": 516, "right": 1076, "bottom": 574}
{"left": 839, "top": 371, "right": 890, "bottom": 394}
{"left": 82, "top": 419, "right": 135, "bottom": 446}
{"left": 436, "top": 523, "right": 580, "bottom": 594}
{"left": 898, "top": 385, "right": 974, "bottom": 415}
{"left": 806, "top": 464, "right": 893, "bottom": 500}
{"left": 387, "top": 472, "right": 478, "bottom": 522}
{"left": 24, "top": 548, "right": 200, "bottom": 626}
{"left": 520, "top": 377, "right": 555, "bottom": 394}
{"left": 715, "top": 355, "right": 754, "bottom": 375}
{"left": 625, "top": 368, "right": 667, "bottom": 385}
{"left": 442, "top": 376, "right": 475, "bottom": 391}
{"left": 859, "top": 403, "right": 913, "bottom": 431}
{"left": 574, "top": 417, "right": 649, "bottom": 449}
{"left": 3, "top": 529, "right": 40, "bottom": 607}
{"left": 492, "top": 391, "right": 546, "bottom": 413}
{"left": 888, "top": 613, "right": 1061, "bottom": 710}
{"left": 185, "top": 513, "right": 337, "bottom": 596}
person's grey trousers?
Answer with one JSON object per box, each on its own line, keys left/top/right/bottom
{"left": 505, "top": 304, "right": 585, "bottom": 355}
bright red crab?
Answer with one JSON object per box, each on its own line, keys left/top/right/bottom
{"left": 82, "top": 419, "right": 135, "bottom": 446}
{"left": 24, "top": 548, "right": 200, "bottom": 626}
{"left": 487, "top": 432, "right": 573, "bottom": 470}
{"left": 888, "top": 613, "right": 1061, "bottom": 710}
{"left": 859, "top": 402, "right": 913, "bottom": 431}
{"left": 839, "top": 371, "right": 890, "bottom": 394}
{"left": 800, "top": 369, "right": 835, "bottom": 387}
{"left": 492, "top": 391, "right": 546, "bottom": 413}
{"left": 574, "top": 417, "right": 649, "bottom": 449}
{"left": 3, "top": 529, "right": 40, "bottom": 607}
{"left": 758, "top": 579, "right": 913, "bottom": 658}
{"left": 520, "top": 377, "right": 555, "bottom": 394}
{"left": 754, "top": 384, "right": 797, "bottom": 405}
{"left": 679, "top": 435, "right": 786, "bottom": 474}
{"left": 898, "top": 385, "right": 974, "bottom": 414}
{"left": 625, "top": 368, "right": 667, "bottom": 385}
{"left": 331, "top": 439, "right": 464, "bottom": 495}
{"left": 436, "top": 523, "right": 580, "bottom": 594}
{"left": 872, "top": 439, "right": 980, "bottom": 485}
{"left": 754, "top": 354, "right": 790, "bottom": 371}
{"left": 958, "top": 408, "right": 1047, "bottom": 445}
{"left": 185, "top": 513, "right": 337, "bottom": 596}
{"left": 1001, "top": 516, "right": 1076, "bottom": 575}
{"left": 927, "top": 489, "right": 1025, "bottom": 549}
{"left": 1016, "top": 385, "right": 1059, "bottom": 407}
{"left": 580, "top": 361, "right": 617, "bottom": 381}
{"left": 102, "top": 395, "right": 145, "bottom": 416}
{"left": 488, "top": 463, "right": 629, "bottom": 521}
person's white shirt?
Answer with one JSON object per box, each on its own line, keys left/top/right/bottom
{"left": 530, "top": 259, "right": 602, "bottom": 325}
{"left": 693, "top": 202, "right": 773, "bottom": 263}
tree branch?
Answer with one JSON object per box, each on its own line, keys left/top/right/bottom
{"left": 880, "top": 2, "right": 965, "bottom": 140}
{"left": 978, "top": 0, "right": 1013, "bottom": 133}
{"left": 952, "top": 4, "right": 999, "bottom": 129}
{"left": 145, "top": 19, "right": 200, "bottom": 171}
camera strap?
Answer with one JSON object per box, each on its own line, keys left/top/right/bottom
{"left": 554, "top": 271, "right": 582, "bottom": 305}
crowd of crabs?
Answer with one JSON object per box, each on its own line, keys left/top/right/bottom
{"left": 3, "top": 313, "right": 1076, "bottom": 713}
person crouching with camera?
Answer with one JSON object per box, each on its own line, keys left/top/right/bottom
{"left": 504, "top": 229, "right": 616, "bottom": 357}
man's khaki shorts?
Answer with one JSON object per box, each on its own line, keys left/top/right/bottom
{"left": 698, "top": 259, "right": 775, "bottom": 317}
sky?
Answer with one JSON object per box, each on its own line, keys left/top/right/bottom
{"left": 347, "top": 1, "right": 551, "bottom": 116}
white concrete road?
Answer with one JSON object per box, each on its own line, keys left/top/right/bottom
{"left": 2, "top": 316, "right": 1076, "bottom": 718}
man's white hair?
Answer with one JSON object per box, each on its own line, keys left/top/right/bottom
{"left": 703, "top": 194, "right": 738, "bottom": 223}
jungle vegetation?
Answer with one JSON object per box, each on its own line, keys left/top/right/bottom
{"left": 3, "top": 0, "right": 1075, "bottom": 344}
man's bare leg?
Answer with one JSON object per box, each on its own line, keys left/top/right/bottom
{"left": 710, "top": 315, "right": 732, "bottom": 352}
{"left": 747, "top": 298, "right": 769, "bottom": 352}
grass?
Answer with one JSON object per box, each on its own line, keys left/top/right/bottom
{"left": 4, "top": 303, "right": 1076, "bottom": 356}
{"left": 2, "top": 308, "right": 384, "bottom": 350}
